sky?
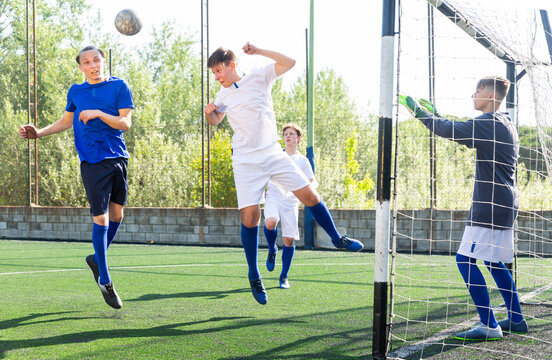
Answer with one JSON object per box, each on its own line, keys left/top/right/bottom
{"left": 87, "top": 0, "right": 552, "bottom": 123}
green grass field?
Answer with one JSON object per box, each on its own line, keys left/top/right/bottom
{"left": 0, "top": 240, "right": 372, "bottom": 360}
{"left": 1, "top": 240, "right": 551, "bottom": 360}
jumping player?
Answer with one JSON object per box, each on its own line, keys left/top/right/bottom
{"left": 400, "top": 75, "right": 527, "bottom": 341}
{"left": 18, "top": 45, "right": 134, "bottom": 309}
{"left": 264, "top": 123, "right": 316, "bottom": 289}
{"left": 205, "top": 43, "right": 363, "bottom": 305}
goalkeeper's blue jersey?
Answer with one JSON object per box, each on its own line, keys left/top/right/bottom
{"left": 418, "top": 111, "right": 519, "bottom": 229}
{"left": 66, "top": 77, "right": 134, "bottom": 164}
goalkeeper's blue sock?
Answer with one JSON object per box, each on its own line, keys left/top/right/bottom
{"left": 307, "top": 201, "right": 341, "bottom": 243}
{"left": 241, "top": 224, "right": 260, "bottom": 281}
{"left": 264, "top": 226, "right": 278, "bottom": 254}
{"left": 92, "top": 223, "right": 111, "bottom": 285}
{"left": 280, "top": 245, "right": 295, "bottom": 279}
{"left": 485, "top": 261, "right": 524, "bottom": 323}
{"left": 456, "top": 254, "right": 498, "bottom": 328}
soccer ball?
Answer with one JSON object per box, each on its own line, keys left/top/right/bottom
{"left": 114, "top": 9, "right": 142, "bottom": 36}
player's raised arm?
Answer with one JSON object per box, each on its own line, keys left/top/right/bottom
{"left": 242, "top": 42, "right": 296, "bottom": 77}
{"left": 18, "top": 111, "right": 73, "bottom": 139}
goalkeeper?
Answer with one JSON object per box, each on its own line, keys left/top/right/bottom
{"left": 400, "top": 76, "right": 527, "bottom": 341}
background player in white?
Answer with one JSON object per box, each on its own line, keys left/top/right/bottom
{"left": 264, "top": 123, "right": 316, "bottom": 289}
{"left": 205, "top": 43, "right": 363, "bottom": 305}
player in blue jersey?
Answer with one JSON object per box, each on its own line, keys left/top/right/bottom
{"left": 205, "top": 43, "right": 363, "bottom": 305}
{"left": 19, "top": 46, "right": 134, "bottom": 309}
{"left": 400, "top": 75, "right": 527, "bottom": 341}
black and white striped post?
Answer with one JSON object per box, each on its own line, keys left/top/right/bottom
{"left": 373, "top": 0, "right": 396, "bottom": 358}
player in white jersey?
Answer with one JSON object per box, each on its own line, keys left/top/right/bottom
{"left": 204, "top": 43, "right": 363, "bottom": 305}
{"left": 264, "top": 123, "right": 316, "bottom": 289}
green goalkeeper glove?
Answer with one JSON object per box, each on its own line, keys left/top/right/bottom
{"left": 419, "top": 98, "right": 440, "bottom": 117}
{"left": 398, "top": 94, "right": 425, "bottom": 119}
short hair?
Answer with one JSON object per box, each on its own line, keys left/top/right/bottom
{"left": 476, "top": 76, "right": 510, "bottom": 101}
{"left": 207, "top": 47, "right": 236, "bottom": 68}
{"left": 282, "top": 123, "right": 303, "bottom": 137}
{"left": 76, "top": 46, "right": 106, "bottom": 65}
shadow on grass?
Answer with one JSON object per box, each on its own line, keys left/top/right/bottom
{"left": 126, "top": 287, "right": 250, "bottom": 301}
{"left": 0, "top": 314, "right": 308, "bottom": 359}
{"left": 0, "top": 311, "right": 101, "bottom": 331}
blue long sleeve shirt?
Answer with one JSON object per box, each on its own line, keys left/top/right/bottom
{"left": 418, "top": 111, "right": 519, "bottom": 229}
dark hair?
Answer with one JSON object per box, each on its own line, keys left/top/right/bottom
{"left": 476, "top": 76, "right": 510, "bottom": 101}
{"left": 76, "top": 46, "right": 106, "bottom": 65}
{"left": 282, "top": 123, "right": 303, "bottom": 137}
{"left": 207, "top": 47, "right": 236, "bottom": 68}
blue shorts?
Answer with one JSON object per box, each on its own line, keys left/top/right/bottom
{"left": 80, "top": 158, "right": 128, "bottom": 216}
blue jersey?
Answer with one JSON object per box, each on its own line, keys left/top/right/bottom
{"left": 418, "top": 111, "right": 519, "bottom": 229}
{"left": 66, "top": 77, "right": 134, "bottom": 164}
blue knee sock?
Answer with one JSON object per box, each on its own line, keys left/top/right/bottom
{"left": 280, "top": 245, "right": 295, "bottom": 279}
{"left": 456, "top": 254, "right": 497, "bottom": 328}
{"left": 94, "top": 221, "right": 120, "bottom": 264}
{"left": 307, "top": 201, "right": 341, "bottom": 243}
{"left": 264, "top": 226, "right": 278, "bottom": 254}
{"left": 107, "top": 220, "right": 121, "bottom": 248}
{"left": 485, "top": 261, "right": 524, "bottom": 323}
{"left": 241, "top": 224, "right": 260, "bottom": 281}
{"left": 92, "top": 223, "right": 111, "bottom": 285}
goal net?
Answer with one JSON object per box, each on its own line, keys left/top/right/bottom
{"left": 387, "top": 0, "right": 552, "bottom": 358}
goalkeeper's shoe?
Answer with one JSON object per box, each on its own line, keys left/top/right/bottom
{"left": 454, "top": 322, "right": 503, "bottom": 341}
{"left": 332, "top": 236, "right": 364, "bottom": 252}
{"left": 498, "top": 318, "right": 528, "bottom": 334}
{"left": 249, "top": 278, "right": 268, "bottom": 305}
{"left": 85, "top": 255, "right": 100, "bottom": 285}
{"left": 266, "top": 251, "right": 277, "bottom": 272}
{"left": 98, "top": 282, "right": 122, "bottom": 309}
{"left": 279, "top": 276, "right": 290, "bottom": 289}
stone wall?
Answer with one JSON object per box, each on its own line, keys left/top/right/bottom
{"left": 0, "top": 206, "right": 550, "bottom": 254}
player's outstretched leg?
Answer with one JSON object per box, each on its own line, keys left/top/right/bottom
{"left": 264, "top": 225, "right": 278, "bottom": 271}
{"left": 242, "top": 224, "right": 267, "bottom": 304}
{"left": 307, "top": 201, "right": 363, "bottom": 251}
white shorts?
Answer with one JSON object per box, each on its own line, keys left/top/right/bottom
{"left": 233, "top": 143, "right": 310, "bottom": 210}
{"left": 457, "top": 225, "right": 514, "bottom": 263}
{"left": 264, "top": 199, "right": 300, "bottom": 240}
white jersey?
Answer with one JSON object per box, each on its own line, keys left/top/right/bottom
{"left": 214, "top": 64, "right": 280, "bottom": 155}
{"left": 266, "top": 152, "right": 314, "bottom": 205}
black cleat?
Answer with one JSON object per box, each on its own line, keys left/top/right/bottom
{"left": 266, "top": 252, "right": 277, "bottom": 272}
{"left": 249, "top": 278, "right": 268, "bottom": 305}
{"left": 85, "top": 254, "right": 100, "bottom": 284}
{"left": 98, "top": 282, "right": 122, "bottom": 309}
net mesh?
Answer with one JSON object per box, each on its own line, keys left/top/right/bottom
{"left": 388, "top": 0, "right": 552, "bottom": 358}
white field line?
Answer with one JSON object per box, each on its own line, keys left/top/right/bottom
{"left": 0, "top": 262, "right": 370, "bottom": 276}
{"left": 387, "top": 282, "right": 552, "bottom": 360}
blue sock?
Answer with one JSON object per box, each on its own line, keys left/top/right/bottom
{"left": 107, "top": 220, "right": 121, "bottom": 248}
{"left": 95, "top": 220, "right": 121, "bottom": 264}
{"left": 307, "top": 201, "right": 341, "bottom": 243}
{"left": 456, "top": 254, "right": 497, "bottom": 328}
{"left": 264, "top": 226, "right": 278, "bottom": 254}
{"left": 92, "top": 223, "right": 111, "bottom": 285}
{"left": 241, "top": 224, "right": 260, "bottom": 281}
{"left": 485, "top": 261, "right": 524, "bottom": 323}
{"left": 280, "top": 245, "right": 295, "bottom": 279}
